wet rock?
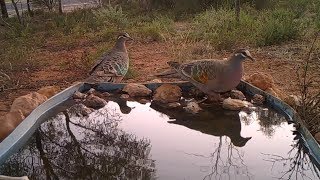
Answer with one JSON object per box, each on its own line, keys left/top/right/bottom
{"left": 184, "top": 102, "right": 202, "bottom": 114}
{"left": 252, "top": 94, "right": 265, "bottom": 105}
{"left": 139, "top": 99, "right": 150, "bottom": 104}
{"left": 37, "top": 86, "right": 60, "bottom": 98}
{"left": 153, "top": 84, "right": 182, "bottom": 103}
{"left": 120, "top": 94, "right": 130, "bottom": 99}
{"left": 189, "top": 88, "right": 205, "bottom": 98}
{"left": 73, "top": 91, "right": 87, "bottom": 100}
{"left": 10, "top": 92, "right": 47, "bottom": 117}
{"left": 222, "top": 98, "right": 252, "bottom": 111}
{"left": 83, "top": 94, "right": 107, "bottom": 110}
{"left": 284, "top": 95, "right": 301, "bottom": 107}
{"left": 167, "top": 102, "right": 181, "bottom": 108}
{"left": 230, "top": 90, "right": 246, "bottom": 100}
{"left": 87, "top": 88, "right": 96, "bottom": 95}
{"left": 315, "top": 132, "right": 320, "bottom": 143}
{"left": 122, "top": 83, "right": 152, "bottom": 97}
{"left": 246, "top": 72, "right": 275, "bottom": 90}
{"left": 70, "top": 104, "right": 94, "bottom": 117}
{"left": 101, "top": 92, "right": 112, "bottom": 97}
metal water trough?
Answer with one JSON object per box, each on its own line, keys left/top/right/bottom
{"left": 0, "top": 81, "right": 319, "bottom": 167}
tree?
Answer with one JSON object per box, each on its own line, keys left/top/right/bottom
{"left": 0, "top": 0, "right": 8, "bottom": 18}
{"left": 27, "top": 0, "right": 33, "bottom": 16}
{"left": 33, "top": 0, "right": 56, "bottom": 11}
{"left": 11, "top": 0, "right": 22, "bottom": 24}
{"left": 235, "top": 0, "right": 240, "bottom": 22}
{"left": 58, "top": 0, "right": 62, "bottom": 14}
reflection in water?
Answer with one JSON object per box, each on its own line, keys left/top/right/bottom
{"left": 0, "top": 104, "right": 155, "bottom": 179}
{"left": 0, "top": 100, "right": 319, "bottom": 180}
{"left": 150, "top": 103, "right": 252, "bottom": 179}
{"left": 151, "top": 103, "right": 252, "bottom": 147}
{"left": 262, "top": 129, "right": 320, "bottom": 180}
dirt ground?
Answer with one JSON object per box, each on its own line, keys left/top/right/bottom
{"left": 0, "top": 35, "right": 315, "bottom": 117}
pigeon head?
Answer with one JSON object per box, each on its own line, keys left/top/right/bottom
{"left": 234, "top": 49, "right": 254, "bottom": 61}
{"left": 117, "top": 32, "right": 133, "bottom": 41}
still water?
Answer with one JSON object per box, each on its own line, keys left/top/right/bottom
{"left": 0, "top": 100, "right": 319, "bottom": 180}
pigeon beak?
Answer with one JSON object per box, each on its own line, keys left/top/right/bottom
{"left": 127, "top": 36, "right": 134, "bottom": 41}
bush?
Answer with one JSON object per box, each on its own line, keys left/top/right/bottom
{"left": 256, "top": 9, "right": 301, "bottom": 46}
{"left": 137, "top": 16, "right": 175, "bottom": 41}
{"left": 191, "top": 8, "right": 258, "bottom": 50}
{"left": 93, "top": 4, "right": 129, "bottom": 30}
{"left": 191, "top": 8, "right": 302, "bottom": 49}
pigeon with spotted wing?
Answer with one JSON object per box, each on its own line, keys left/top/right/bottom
{"left": 168, "top": 49, "right": 254, "bottom": 101}
{"left": 86, "top": 32, "right": 133, "bottom": 83}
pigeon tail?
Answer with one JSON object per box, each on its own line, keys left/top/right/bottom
{"left": 167, "top": 61, "right": 181, "bottom": 70}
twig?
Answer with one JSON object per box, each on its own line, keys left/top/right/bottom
{"left": 0, "top": 71, "right": 11, "bottom": 80}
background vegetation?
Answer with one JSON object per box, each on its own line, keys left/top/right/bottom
{"left": 0, "top": 0, "right": 319, "bottom": 133}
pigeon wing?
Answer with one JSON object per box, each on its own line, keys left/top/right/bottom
{"left": 89, "top": 52, "right": 128, "bottom": 77}
{"left": 179, "top": 60, "right": 224, "bottom": 85}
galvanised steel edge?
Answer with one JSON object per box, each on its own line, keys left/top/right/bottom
{"left": 0, "top": 81, "right": 319, "bottom": 167}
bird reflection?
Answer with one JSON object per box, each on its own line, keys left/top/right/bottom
{"left": 113, "top": 98, "right": 132, "bottom": 114}
{"left": 150, "top": 103, "right": 252, "bottom": 147}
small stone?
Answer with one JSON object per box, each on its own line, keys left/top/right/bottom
{"left": 70, "top": 104, "right": 94, "bottom": 117}
{"left": 252, "top": 94, "right": 265, "bottom": 105}
{"left": 167, "top": 102, "right": 181, "bottom": 108}
{"left": 246, "top": 72, "right": 275, "bottom": 90}
{"left": 184, "top": 102, "right": 202, "bottom": 114}
{"left": 80, "top": 105, "right": 94, "bottom": 116}
{"left": 73, "top": 91, "right": 87, "bottom": 100}
{"left": 83, "top": 94, "right": 106, "bottom": 110}
{"left": 37, "top": 86, "right": 60, "bottom": 98}
{"left": 153, "top": 84, "right": 182, "bottom": 103}
{"left": 10, "top": 92, "right": 47, "bottom": 117}
{"left": 315, "top": 132, "right": 320, "bottom": 143}
{"left": 230, "top": 90, "right": 246, "bottom": 100}
{"left": 120, "top": 94, "right": 130, "bottom": 99}
{"left": 189, "top": 88, "right": 205, "bottom": 98}
{"left": 139, "top": 99, "right": 150, "bottom": 104}
{"left": 87, "top": 88, "right": 96, "bottom": 95}
{"left": 123, "top": 83, "right": 152, "bottom": 97}
{"left": 222, "top": 98, "right": 252, "bottom": 111}
{"left": 101, "top": 92, "right": 112, "bottom": 97}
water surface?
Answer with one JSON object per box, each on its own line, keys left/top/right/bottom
{"left": 0, "top": 100, "right": 319, "bottom": 180}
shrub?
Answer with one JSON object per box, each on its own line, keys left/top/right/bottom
{"left": 191, "top": 8, "right": 259, "bottom": 50}
{"left": 93, "top": 4, "right": 129, "bottom": 30}
{"left": 256, "top": 9, "right": 301, "bottom": 46}
{"left": 137, "top": 16, "right": 175, "bottom": 41}
{"left": 191, "top": 7, "right": 302, "bottom": 49}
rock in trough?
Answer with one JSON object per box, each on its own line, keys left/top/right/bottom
{"left": 123, "top": 83, "right": 152, "bottom": 97}
{"left": 153, "top": 84, "right": 182, "bottom": 103}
